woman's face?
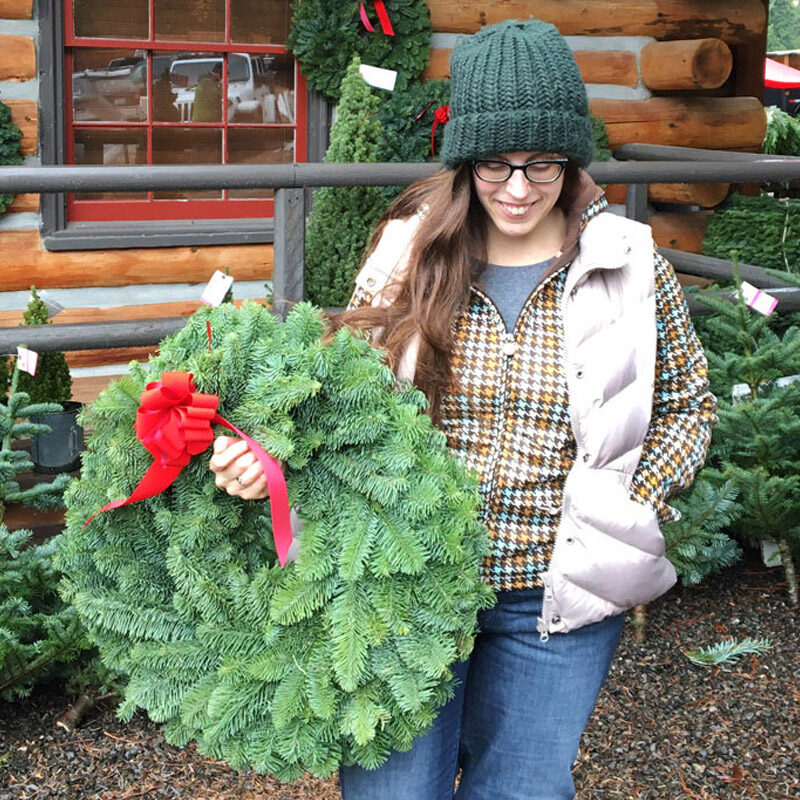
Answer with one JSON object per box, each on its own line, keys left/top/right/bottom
{"left": 471, "top": 151, "right": 566, "bottom": 252}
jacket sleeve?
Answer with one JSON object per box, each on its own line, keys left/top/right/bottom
{"left": 629, "top": 252, "right": 717, "bottom": 524}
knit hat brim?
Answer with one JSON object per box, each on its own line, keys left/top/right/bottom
{"left": 441, "top": 109, "right": 594, "bottom": 169}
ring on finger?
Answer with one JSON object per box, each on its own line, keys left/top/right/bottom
{"left": 236, "top": 475, "right": 246, "bottom": 487}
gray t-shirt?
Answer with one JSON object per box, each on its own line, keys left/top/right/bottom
{"left": 479, "top": 259, "right": 554, "bottom": 332}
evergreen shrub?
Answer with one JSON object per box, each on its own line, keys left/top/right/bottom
{"left": 702, "top": 194, "right": 800, "bottom": 274}
{"left": 694, "top": 263, "right": 800, "bottom": 604}
{"left": 304, "top": 57, "right": 388, "bottom": 309}
{"left": 58, "top": 301, "right": 494, "bottom": 779}
{"left": 0, "top": 363, "right": 84, "bottom": 700}
{"left": 0, "top": 99, "right": 23, "bottom": 216}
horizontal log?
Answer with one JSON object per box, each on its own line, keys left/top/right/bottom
{"left": 648, "top": 211, "right": 711, "bottom": 253}
{"left": 67, "top": 346, "right": 155, "bottom": 368}
{"left": 428, "top": 1, "right": 765, "bottom": 43}
{"left": 0, "top": 35, "right": 35, "bottom": 81}
{"left": 590, "top": 97, "right": 766, "bottom": 151}
{"left": 425, "top": 47, "right": 639, "bottom": 86}
{"left": 6, "top": 100, "right": 37, "bottom": 156}
{"left": 0, "top": 299, "right": 268, "bottom": 327}
{"left": 575, "top": 50, "right": 639, "bottom": 88}
{"left": 0, "top": 230, "right": 274, "bottom": 291}
{"left": 0, "top": 0, "right": 33, "bottom": 19}
{"left": 641, "top": 38, "right": 732, "bottom": 90}
{"left": 649, "top": 181, "right": 729, "bottom": 207}
{"left": 423, "top": 49, "right": 452, "bottom": 81}
{"left": 4, "top": 193, "right": 38, "bottom": 212}
{"left": 603, "top": 183, "right": 729, "bottom": 207}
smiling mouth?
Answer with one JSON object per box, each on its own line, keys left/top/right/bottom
{"left": 499, "top": 202, "right": 532, "bottom": 217}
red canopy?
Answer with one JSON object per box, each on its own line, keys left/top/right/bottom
{"left": 765, "top": 57, "right": 800, "bottom": 89}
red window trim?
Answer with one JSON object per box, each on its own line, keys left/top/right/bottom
{"left": 64, "top": 1, "right": 307, "bottom": 223}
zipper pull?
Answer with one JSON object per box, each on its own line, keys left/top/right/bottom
{"left": 538, "top": 573, "right": 554, "bottom": 643}
{"left": 502, "top": 333, "right": 517, "bottom": 357}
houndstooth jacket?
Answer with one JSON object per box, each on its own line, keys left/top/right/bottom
{"left": 349, "top": 178, "right": 716, "bottom": 635}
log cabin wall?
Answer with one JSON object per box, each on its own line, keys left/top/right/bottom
{"left": 0, "top": 0, "right": 769, "bottom": 403}
{"left": 0, "top": 2, "right": 275, "bottom": 403}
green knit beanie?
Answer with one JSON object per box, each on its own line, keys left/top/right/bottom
{"left": 440, "top": 19, "right": 594, "bottom": 168}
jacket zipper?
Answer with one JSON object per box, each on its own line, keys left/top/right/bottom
{"left": 470, "top": 272, "right": 563, "bottom": 524}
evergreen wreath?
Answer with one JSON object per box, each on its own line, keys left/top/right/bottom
{"left": 58, "top": 302, "right": 493, "bottom": 780}
{"left": 286, "top": 0, "right": 431, "bottom": 102}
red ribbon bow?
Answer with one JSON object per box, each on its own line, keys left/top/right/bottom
{"left": 431, "top": 104, "right": 450, "bottom": 156}
{"left": 85, "top": 371, "right": 294, "bottom": 567}
{"left": 360, "top": 0, "right": 394, "bottom": 36}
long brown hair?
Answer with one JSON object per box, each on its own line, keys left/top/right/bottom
{"left": 331, "top": 159, "right": 581, "bottom": 420}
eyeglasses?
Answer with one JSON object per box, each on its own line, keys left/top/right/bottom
{"left": 472, "top": 158, "right": 568, "bottom": 184}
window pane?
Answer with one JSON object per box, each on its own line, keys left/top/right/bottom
{"left": 228, "top": 127, "right": 293, "bottom": 198}
{"left": 261, "top": 53, "right": 295, "bottom": 124}
{"left": 72, "top": 48, "right": 147, "bottom": 122}
{"left": 231, "top": 0, "right": 290, "bottom": 44}
{"left": 74, "top": 0, "right": 148, "bottom": 39}
{"left": 73, "top": 128, "right": 147, "bottom": 200}
{"left": 153, "top": 128, "right": 222, "bottom": 199}
{"left": 155, "top": 0, "right": 225, "bottom": 42}
{"left": 167, "top": 52, "right": 223, "bottom": 122}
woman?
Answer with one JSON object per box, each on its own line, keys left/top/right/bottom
{"left": 211, "top": 19, "right": 716, "bottom": 800}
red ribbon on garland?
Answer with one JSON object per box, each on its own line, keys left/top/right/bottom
{"left": 431, "top": 104, "right": 450, "bottom": 156}
{"left": 360, "top": 0, "right": 395, "bottom": 36}
{"left": 84, "top": 371, "right": 293, "bottom": 567}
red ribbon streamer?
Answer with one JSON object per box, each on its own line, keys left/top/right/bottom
{"left": 84, "top": 371, "right": 294, "bottom": 567}
{"left": 359, "top": 0, "right": 394, "bottom": 35}
{"left": 431, "top": 104, "right": 450, "bottom": 156}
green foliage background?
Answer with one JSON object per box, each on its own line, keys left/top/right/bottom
{"left": 702, "top": 195, "right": 800, "bottom": 274}
{"left": 768, "top": 0, "right": 800, "bottom": 51}
{"left": 58, "top": 301, "right": 493, "bottom": 779}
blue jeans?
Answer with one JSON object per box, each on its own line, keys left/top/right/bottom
{"left": 339, "top": 589, "right": 623, "bottom": 800}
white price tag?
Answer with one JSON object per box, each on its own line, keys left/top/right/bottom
{"left": 740, "top": 281, "right": 778, "bottom": 316}
{"left": 359, "top": 63, "right": 397, "bottom": 91}
{"left": 200, "top": 270, "right": 234, "bottom": 307}
{"left": 17, "top": 345, "right": 39, "bottom": 376}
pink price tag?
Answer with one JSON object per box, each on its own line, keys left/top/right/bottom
{"left": 740, "top": 281, "right": 779, "bottom": 316}
{"left": 17, "top": 345, "right": 39, "bottom": 376}
{"left": 200, "top": 270, "right": 234, "bottom": 307}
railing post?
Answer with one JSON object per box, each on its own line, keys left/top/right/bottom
{"left": 272, "top": 188, "right": 306, "bottom": 320}
{"left": 625, "top": 183, "right": 648, "bottom": 223}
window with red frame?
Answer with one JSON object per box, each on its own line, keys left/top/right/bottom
{"left": 66, "top": 0, "right": 306, "bottom": 222}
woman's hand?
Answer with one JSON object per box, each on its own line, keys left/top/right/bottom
{"left": 209, "top": 435, "right": 270, "bottom": 500}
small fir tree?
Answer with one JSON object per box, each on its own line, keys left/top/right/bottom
{"left": 304, "top": 56, "right": 389, "bottom": 308}
{"left": 695, "top": 259, "right": 800, "bottom": 605}
{"left": 17, "top": 287, "right": 73, "bottom": 406}
{"left": 0, "top": 361, "right": 82, "bottom": 699}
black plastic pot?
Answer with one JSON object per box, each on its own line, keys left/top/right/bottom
{"left": 30, "top": 402, "right": 84, "bottom": 473}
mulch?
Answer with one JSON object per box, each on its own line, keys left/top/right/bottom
{"left": 1, "top": 547, "right": 798, "bottom": 800}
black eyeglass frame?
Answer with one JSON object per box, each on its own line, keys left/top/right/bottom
{"left": 471, "top": 158, "right": 569, "bottom": 184}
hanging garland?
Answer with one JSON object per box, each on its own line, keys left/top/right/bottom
{"left": 58, "top": 302, "right": 493, "bottom": 780}
{"left": 286, "top": 0, "right": 431, "bottom": 102}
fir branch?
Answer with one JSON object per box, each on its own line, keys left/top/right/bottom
{"left": 683, "top": 637, "right": 772, "bottom": 670}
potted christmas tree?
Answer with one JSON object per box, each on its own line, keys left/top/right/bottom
{"left": 17, "top": 288, "right": 83, "bottom": 473}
